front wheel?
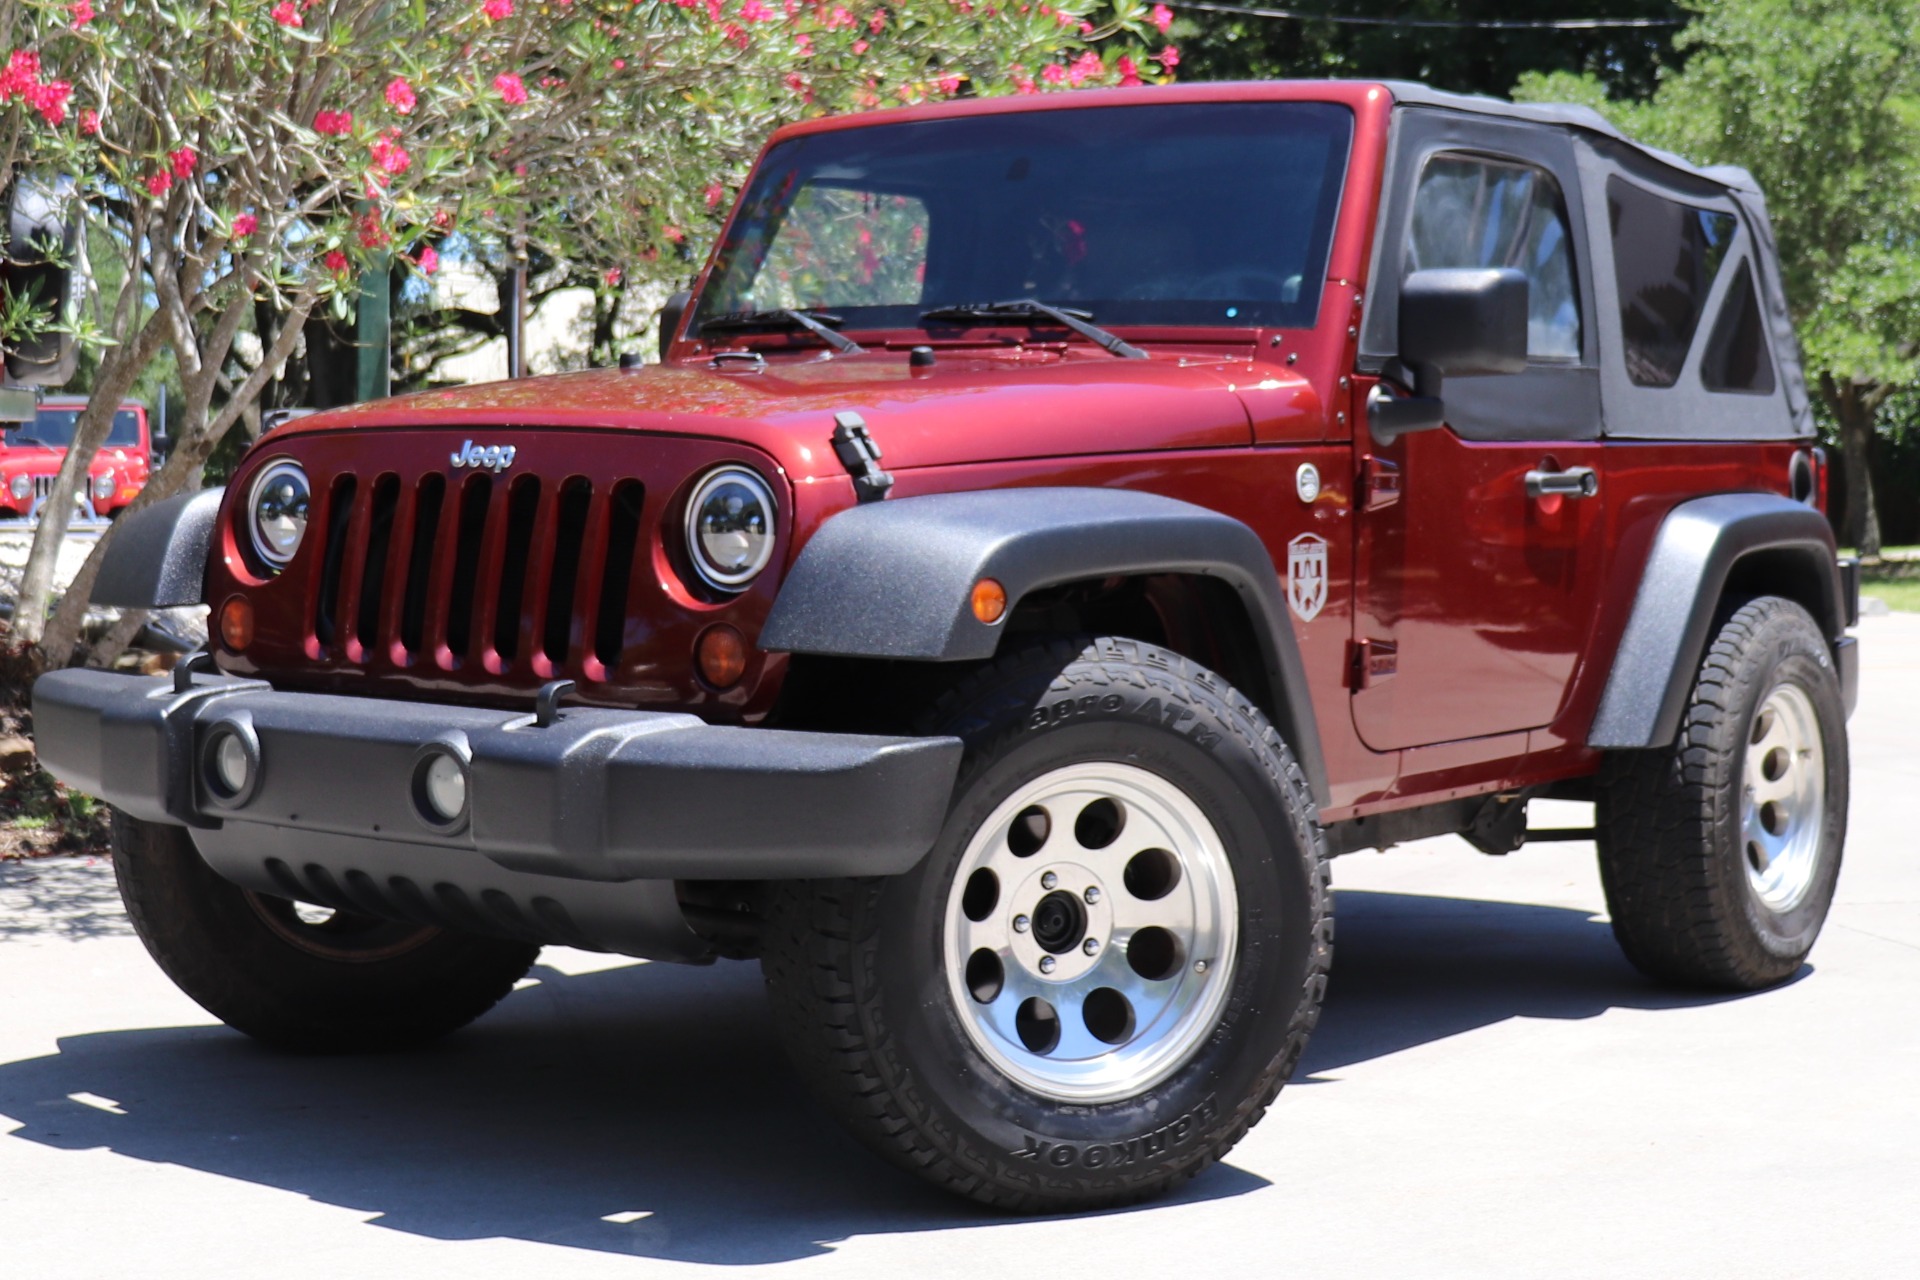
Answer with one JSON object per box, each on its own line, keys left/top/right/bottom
{"left": 762, "top": 639, "right": 1330, "bottom": 1211}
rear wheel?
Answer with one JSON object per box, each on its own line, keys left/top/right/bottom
{"left": 763, "top": 638, "right": 1330, "bottom": 1210}
{"left": 111, "top": 811, "right": 538, "bottom": 1051}
{"left": 1596, "top": 597, "right": 1848, "bottom": 990}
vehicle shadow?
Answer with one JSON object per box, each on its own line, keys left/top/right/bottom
{"left": 0, "top": 889, "right": 1776, "bottom": 1264}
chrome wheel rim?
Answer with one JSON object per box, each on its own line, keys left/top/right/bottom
{"left": 1741, "top": 683, "right": 1826, "bottom": 912}
{"left": 942, "top": 762, "right": 1238, "bottom": 1104}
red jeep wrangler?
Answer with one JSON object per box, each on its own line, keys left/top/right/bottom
{"left": 1, "top": 397, "right": 156, "bottom": 521}
{"left": 36, "top": 81, "right": 1857, "bottom": 1211}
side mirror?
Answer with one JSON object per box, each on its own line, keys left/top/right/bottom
{"left": 656, "top": 290, "right": 692, "bottom": 362}
{"left": 1370, "top": 267, "right": 1529, "bottom": 444}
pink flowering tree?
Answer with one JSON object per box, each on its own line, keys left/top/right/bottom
{"left": 3, "top": 0, "right": 1170, "bottom": 665}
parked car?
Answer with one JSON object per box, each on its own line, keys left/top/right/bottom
{"left": 35, "top": 81, "right": 1856, "bottom": 1212}
{"left": 0, "top": 397, "right": 154, "bottom": 521}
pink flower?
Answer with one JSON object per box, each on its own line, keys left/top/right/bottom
{"left": 2, "top": 49, "right": 41, "bottom": 94}
{"left": 663, "top": 224, "right": 685, "bottom": 243}
{"left": 1117, "top": 55, "right": 1142, "bottom": 87}
{"left": 784, "top": 70, "right": 808, "bottom": 94}
{"left": 493, "top": 72, "right": 527, "bottom": 105}
{"left": 145, "top": 171, "right": 172, "bottom": 196}
{"left": 1068, "top": 51, "right": 1103, "bottom": 86}
{"left": 1151, "top": 3, "right": 1173, "bottom": 33}
{"left": 704, "top": 182, "right": 726, "bottom": 209}
{"left": 233, "top": 213, "right": 258, "bottom": 238}
{"left": 869, "top": 8, "right": 886, "bottom": 31}
{"left": 937, "top": 73, "right": 962, "bottom": 95}
{"left": 370, "top": 133, "right": 412, "bottom": 175}
{"left": 271, "top": 1, "right": 302, "bottom": 27}
{"left": 385, "top": 77, "right": 416, "bottom": 114}
{"left": 324, "top": 249, "right": 350, "bottom": 274}
{"left": 851, "top": 38, "right": 868, "bottom": 53}
{"left": 1014, "top": 76, "right": 1037, "bottom": 95}
{"left": 604, "top": 267, "right": 622, "bottom": 287}
{"left": 71, "top": 0, "right": 95, "bottom": 29}
{"left": 416, "top": 244, "right": 439, "bottom": 274}
{"left": 794, "top": 32, "right": 812, "bottom": 55}
{"left": 78, "top": 107, "right": 99, "bottom": 135}
{"left": 1160, "top": 43, "right": 1180, "bottom": 68}
{"left": 825, "top": 5, "right": 852, "bottom": 28}
{"left": 739, "top": 0, "right": 772, "bottom": 21}
{"left": 356, "top": 211, "right": 390, "bottom": 249}
{"left": 313, "top": 109, "right": 352, "bottom": 136}
{"left": 612, "top": 57, "right": 626, "bottom": 69}
{"left": 168, "top": 147, "right": 197, "bottom": 178}
{"left": 482, "top": 0, "right": 513, "bottom": 18}
{"left": 433, "top": 207, "right": 455, "bottom": 230}
{"left": 28, "top": 80, "right": 71, "bottom": 126}
{"left": 1040, "top": 63, "right": 1066, "bottom": 85}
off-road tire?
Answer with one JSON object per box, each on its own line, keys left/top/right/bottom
{"left": 1596, "top": 597, "right": 1848, "bottom": 990}
{"left": 111, "top": 811, "right": 539, "bottom": 1051}
{"left": 762, "top": 637, "right": 1331, "bottom": 1211}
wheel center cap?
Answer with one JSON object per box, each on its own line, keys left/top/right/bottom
{"left": 1031, "top": 890, "right": 1087, "bottom": 954}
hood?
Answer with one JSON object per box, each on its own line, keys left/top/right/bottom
{"left": 276, "top": 349, "right": 1318, "bottom": 481}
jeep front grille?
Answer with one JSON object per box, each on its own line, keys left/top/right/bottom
{"left": 311, "top": 468, "right": 645, "bottom": 681}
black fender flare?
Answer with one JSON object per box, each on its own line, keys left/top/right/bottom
{"left": 1588, "top": 492, "right": 1849, "bottom": 750}
{"left": 761, "top": 487, "right": 1330, "bottom": 807}
{"left": 92, "top": 487, "right": 224, "bottom": 609}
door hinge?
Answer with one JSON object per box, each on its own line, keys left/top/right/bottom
{"left": 1359, "top": 454, "right": 1401, "bottom": 511}
{"left": 1350, "top": 638, "right": 1398, "bottom": 690}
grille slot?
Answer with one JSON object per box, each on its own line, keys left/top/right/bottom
{"left": 445, "top": 474, "right": 492, "bottom": 662}
{"left": 355, "top": 475, "right": 401, "bottom": 653}
{"left": 313, "top": 474, "right": 358, "bottom": 650}
{"left": 492, "top": 477, "right": 543, "bottom": 662}
{"left": 399, "top": 474, "right": 446, "bottom": 655}
{"left": 596, "top": 481, "right": 646, "bottom": 668}
{"left": 543, "top": 478, "right": 594, "bottom": 663}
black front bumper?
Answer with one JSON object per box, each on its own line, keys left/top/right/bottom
{"left": 33, "top": 669, "right": 962, "bottom": 958}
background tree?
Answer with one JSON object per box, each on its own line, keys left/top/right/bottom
{"left": 3, "top": 0, "right": 1168, "bottom": 667}
{"left": 1515, "top": 0, "right": 1920, "bottom": 555}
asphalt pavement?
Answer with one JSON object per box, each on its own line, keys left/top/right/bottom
{"left": 3, "top": 614, "right": 1916, "bottom": 1279}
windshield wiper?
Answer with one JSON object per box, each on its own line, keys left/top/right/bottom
{"left": 698, "top": 308, "right": 864, "bottom": 355}
{"left": 6, "top": 433, "right": 47, "bottom": 446}
{"left": 919, "top": 299, "right": 1148, "bottom": 360}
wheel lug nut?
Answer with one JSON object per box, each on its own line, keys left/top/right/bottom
{"left": 1013, "top": 914, "right": 1030, "bottom": 933}
{"left": 1083, "top": 938, "right": 1100, "bottom": 956}
{"left": 1084, "top": 886, "right": 1101, "bottom": 905}
{"left": 1039, "top": 956, "right": 1057, "bottom": 974}
{"left": 1194, "top": 960, "right": 1209, "bottom": 974}
{"left": 1041, "top": 871, "right": 1058, "bottom": 890}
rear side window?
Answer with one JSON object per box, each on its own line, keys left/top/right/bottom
{"left": 1699, "top": 262, "right": 1776, "bottom": 394}
{"left": 1607, "top": 176, "right": 1738, "bottom": 387}
{"left": 1408, "top": 153, "right": 1581, "bottom": 360}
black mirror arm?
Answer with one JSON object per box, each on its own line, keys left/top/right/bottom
{"left": 1368, "top": 360, "right": 1447, "bottom": 446}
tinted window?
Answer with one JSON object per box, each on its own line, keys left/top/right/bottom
{"left": 697, "top": 102, "right": 1354, "bottom": 332}
{"left": 1607, "top": 176, "right": 1737, "bottom": 388}
{"left": 1699, "top": 261, "right": 1776, "bottom": 394}
{"left": 4, "top": 408, "right": 141, "bottom": 448}
{"left": 1408, "top": 154, "right": 1581, "bottom": 360}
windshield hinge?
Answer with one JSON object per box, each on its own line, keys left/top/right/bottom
{"left": 830, "top": 411, "right": 894, "bottom": 503}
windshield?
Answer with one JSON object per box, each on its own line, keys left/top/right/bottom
{"left": 4, "top": 408, "right": 143, "bottom": 449}
{"left": 695, "top": 101, "right": 1354, "bottom": 335}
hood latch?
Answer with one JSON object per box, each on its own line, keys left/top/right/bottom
{"left": 830, "top": 411, "right": 893, "bottom": 503}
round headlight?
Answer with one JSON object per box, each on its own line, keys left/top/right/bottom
{"left": 248, "top": 459, "right": 310, "bottom": 568}
{"left": 685, "top": 466, "right": 776, "bottom": 591}
{"left": 9, "top": 473, "right": 28, "bottom": 500}
{"left": 93, "top": 470, "right": 116, "bottom": 500}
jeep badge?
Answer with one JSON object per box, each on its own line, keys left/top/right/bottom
{"left": 451, "top": 440, "right": 516, "bottom": 472}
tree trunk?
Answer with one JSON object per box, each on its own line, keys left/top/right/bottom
{"left": 1836, "top": 390, "right": 1884, "bottom": 557}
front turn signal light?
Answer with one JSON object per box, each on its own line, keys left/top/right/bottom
{"left": 696, "top": 624, "right": 748, "bottom": 688}
{"left": 218, "top": 595, "right": 255, "bottom": 651}
{"left": 972, "top": 578, "right": 1008, "bottom": 625}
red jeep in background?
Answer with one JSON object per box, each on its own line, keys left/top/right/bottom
{"left": 36, "top": 81, "right": 1856, "bottom": 1211}
{"left": 1, "top": 396, "right": 155, "bottom": 521}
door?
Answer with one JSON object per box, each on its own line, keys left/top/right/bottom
{"left": 1351, "top": 142, "right": 1609, "bottom": 752}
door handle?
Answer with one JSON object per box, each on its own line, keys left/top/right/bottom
{"left": 1524, "top": 466, "right": 1598, "bottom": 500}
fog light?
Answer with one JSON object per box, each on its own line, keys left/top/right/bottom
{"left": 696, "top": 624, "right": 748, "bottom": 688}
{"left": 971, "top": 577, "right": 1007, "bottom": 625}
{"left": 423, "top": 753, "right": 467, "bottom": 822}
{"left": 213, "top": 735, "right": 250, "bottom": 794}
{"left": 218, "top": 596, "right": 254, "bottom": 651}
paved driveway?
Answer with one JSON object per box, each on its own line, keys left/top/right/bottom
{"left": 3, "top": 615, "right": 1916, "bottom": 1278}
